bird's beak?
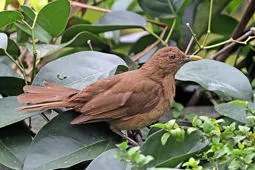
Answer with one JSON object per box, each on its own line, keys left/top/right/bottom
{"left": 186, "top": 55, "right": 203, "bottom": 61}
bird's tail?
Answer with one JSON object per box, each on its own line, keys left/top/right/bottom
{"left": 17, "top": 81, "right": 79, "bottom": 111}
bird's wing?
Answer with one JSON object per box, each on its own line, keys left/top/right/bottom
{"left": 70, "top": 76, "right": 162, "bottom": 124}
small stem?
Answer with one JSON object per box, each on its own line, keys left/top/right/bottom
{"left": 21, "top": 20, "right": 32, "bottom": 30}
{"left": 31, "top": 13, "right": 39, "bottom": 82}
{"left": 208, "top": 0, "right": 213, "bottom": 33}
{"left": 203, "top": 38, "right": 232, "bottom": 49}
{"left": 87, "top": 40, "right": 94, "bottom": 51}
{"left": 186, "top": 23, "right": 201, "bottom": 48}
{"left": 185, "top": 36, "right": 194, "bottom": 54}
{"left": 165, "top": 18, "right": 176, "bottom": 44}
{"left": 192, "top": 48, "right": 201, "bottom": 55}
{"left": 202, "top": 0, "right": 213, "bottom": 46}
{"left": 5, "top": 50, "right": 28, "bottom": 84}
{"left": 145, "top": 28, "right": 167, "bottom": 46}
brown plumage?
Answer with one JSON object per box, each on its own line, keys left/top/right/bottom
{"left": 17, "top": 47, "right": 202, "bottom": 130}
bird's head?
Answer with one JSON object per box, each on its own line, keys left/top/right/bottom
{"left": 142, "top": 47, "right": 202, "bottom": 76}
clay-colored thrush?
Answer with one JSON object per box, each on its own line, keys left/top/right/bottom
{"left": 17, "top": 47, "right": 201, "bottom": 144}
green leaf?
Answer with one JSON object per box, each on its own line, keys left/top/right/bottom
{"left": 0, "top": 63, "right": 25, "bottom": 96}
{"left": 86, "top": 149, "right": 130, "bottom": 170}
{"left": 15, "top": 22, "right": 52, "bottom": 44}
{"left": 141, "top": 130, "right": 209, "bottom": 167}
{"left": 32, "top": 51, "right": 126, "bottom": 89}
{"left": 172, "top": 110, "right": 181, "bottom": 118}
{"left": 176, "top": 59, "right": 253, "bottom": 101}
{"left": 0, "top": 38, "right": 21, "bottom": 59}
{"left": 96, "top": 11, "right": 146, "bottom": 27}
{"left": 28, "top": 0, "right": 48, "bottom": 11}
{"left": 0, "top": 96, "right": 41, "bottom": 128}
{"left": 0, "top": 62, "right": 20, "bottom": 78}
{"left": 211, "top": 15, "right": 238, "bottom": 37}
{"left": 0, "top": 123, "right": 32, "bottom": 170}
{"left": 0, "top": 33, "right": 7, "bottom": 50}
{"left": 0, "top": 10, "right": 23, "bottom": 28}
{"left": 230, "top": 100, "right": 249, "bottom": 107}
{"left": 18, "top": 5, "right": 52, "bottom": 43}
{"left": 224, "top": 0, "right": 243, "bottom": 14}
{"left": 0, "top": 77, "right": 25, "bottom": 96}
{"left": 62, "top": 11, "right": 146, "bottom": 43}
{"left": 215, "top": 102, "right": 255, "bottom": 124}
{"left": 23, "top": 111, "right": 119, "bottom": 170}
{"left": 36, "top": 0, "right": 71, "bottom": 37}
{"left": 138, "top": 0, "right": 190, "bottom": 18}
{"left": 173, "top": 102, "right": 184, "bottom": 112}
{"left": 161, "top": 132, "right": 170, "bottom": 145}
{"left": 127, "top": 146, "right": 140, "bottom": 157}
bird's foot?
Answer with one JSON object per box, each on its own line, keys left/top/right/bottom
{"left": 110, "top": 126, "right": 140, "bottom": 146}
{"left": 128, "top": 130, "right": 143, "bottom": 146}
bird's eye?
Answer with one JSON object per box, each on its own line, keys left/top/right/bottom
{"left": 168, "top": 54, "right": 176, "bottom": 59}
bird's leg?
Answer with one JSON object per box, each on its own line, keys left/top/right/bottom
{"left": 133, "top": 130, "right": 143, "bottom": 146}
{"left": 110, "top": 126, "right": 139, "bottom": 146}
{"left": 128, "top": 130, "right": 143, "bottom": 146}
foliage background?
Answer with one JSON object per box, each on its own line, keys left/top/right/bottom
{"left": 0, "top": 0, "right": 255, "bottom": 169}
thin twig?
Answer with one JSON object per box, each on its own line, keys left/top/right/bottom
{"left": 186, "top": 23, "right": 201, "bottom": 49}
{"left": 185, "top": 36, "right": 194, "bottom": 54}
{"left": 87, "top": 40, "right": 94, "bottom": 51}
{"left": 71, "top": 1, "right": 110, "bottom": 12}
{"left": 30, "top": 13, "right": 39, "bottom": 82}
{"left": 70, "top": 1, "right": 167, "bottom": 28}
{"left": 215, "top": 0, "right": 255, "bottom": 61}
{"left": 131, "top": 26, "right": 168, "bottom": 61}
{"left": 201, "top": 0, "right": 213, "bottom": 47}
{"left": 165, "top": 18, "right": 176, "bottom": 44}
{"left": 210, "top": 29, "right": 253, "bottom": 59}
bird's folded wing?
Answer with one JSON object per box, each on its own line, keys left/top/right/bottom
{"left": 70, "top": 78, "right": 162, "bottom": 124}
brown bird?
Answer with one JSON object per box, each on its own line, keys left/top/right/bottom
{"left": 17, "top": 47, "right": 202, "bottom": 145}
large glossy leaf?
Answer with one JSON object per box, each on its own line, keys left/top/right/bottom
{"left": 95, "top": 11, "right": 146, "bottom": 27}
{"left": 62, "top": 11, "right": 146, "bottom": 42}
{"left": 175, "top": 59, "right": 253, "bottom": 101}
{"left": 141, "top": 130, "right": 208, "bottom": 167}
{"left": 86, "top": 149, "right": 178, "bottom": 170}
{"left": 0, "top": 97, "right": 41, "bottom": 128}
{"left": 138, "top": 0, "right": 190, "bottom": 18}
{"left": 87, "top": 149, "right": 130, "bottom": 170}
{"left": 215, "top": 102, "right": 255, "bottom": 124}
{"left": 36, "top": 0, "right": 71, "bottom": 37}
{"left": 23, "top": 111, "right": 119, "bottom": 170}
{"left": 32, "top": 51, "right": 126, "bottom": 90}
{"left": 0, "top": 123, "right": 32, "bottom": 170}
{"left": 0, "top": 10, "right": 23, "bottom": 28}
